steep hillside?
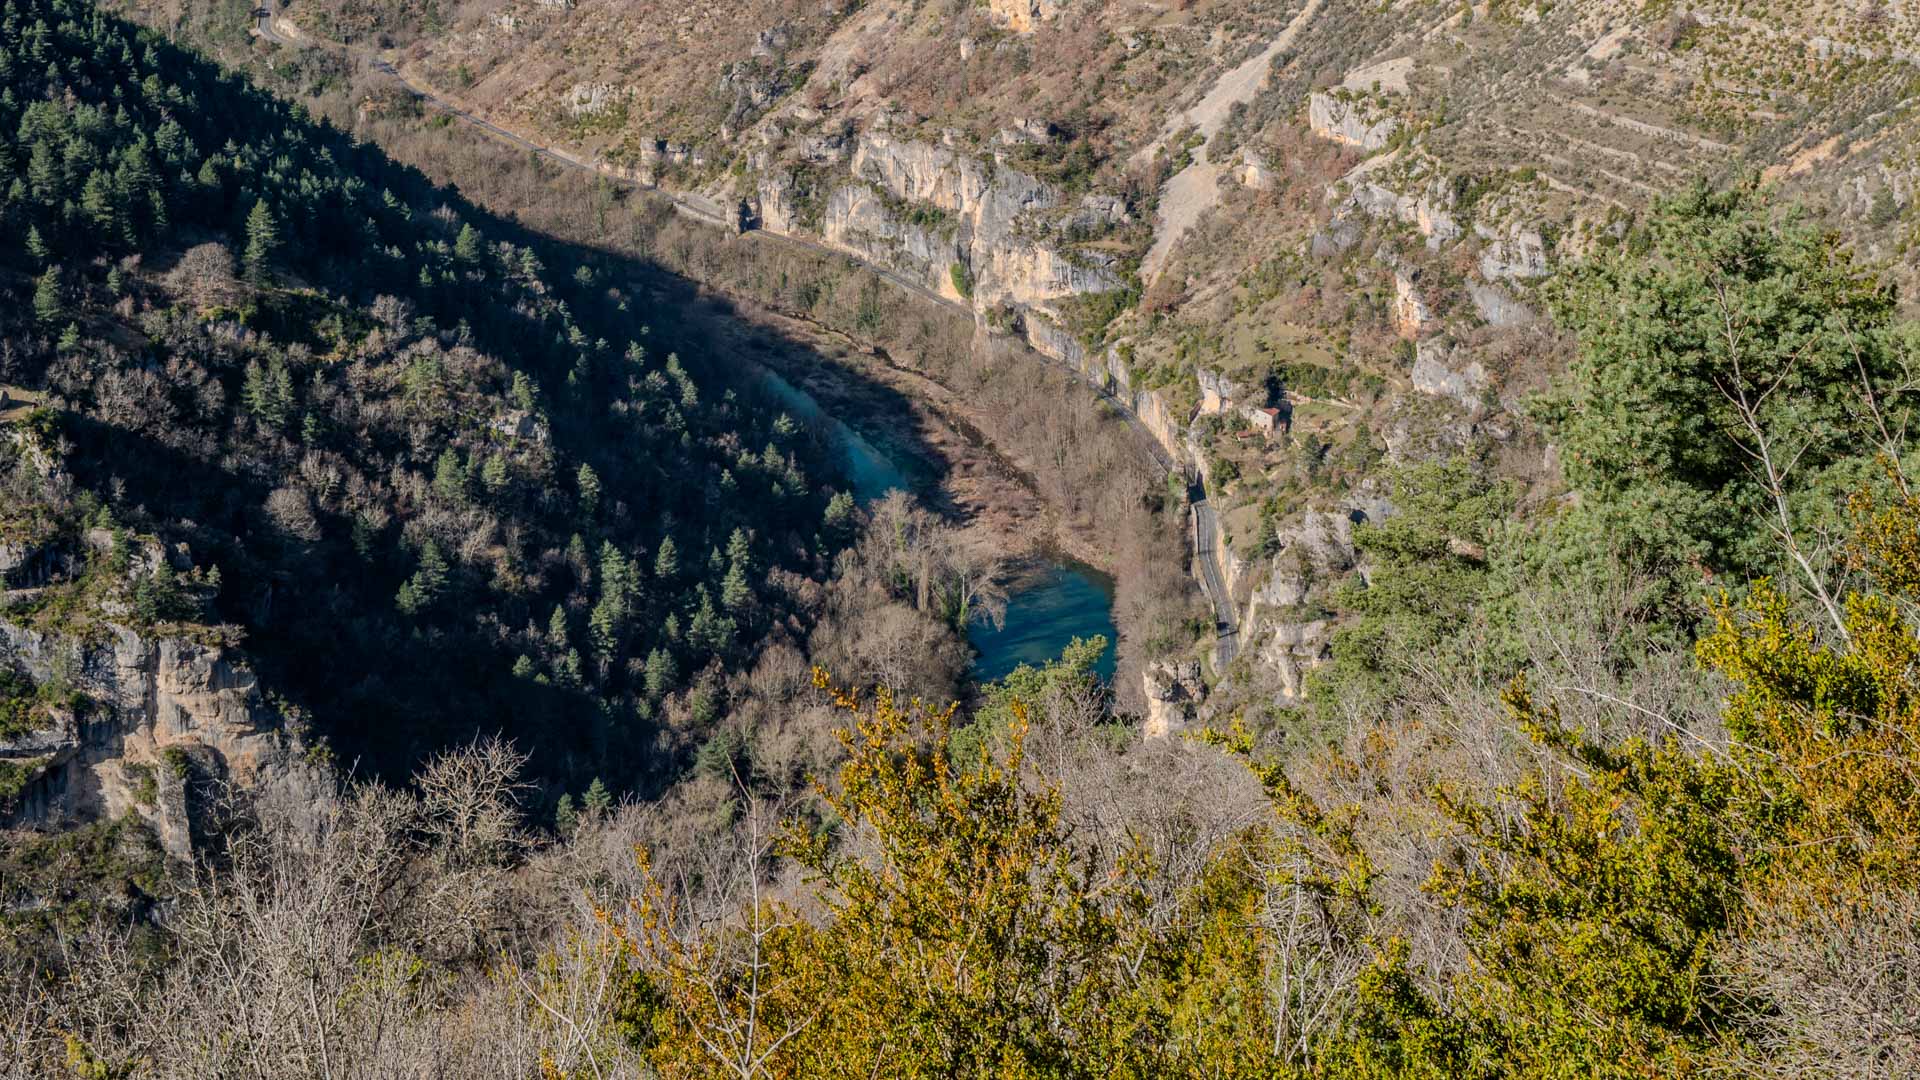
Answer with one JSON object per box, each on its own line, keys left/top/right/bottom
{"left": 11, "top": 0, "right": 1920, "bottom": 1074}
{"left": 213, "top": 0, "right": 1920, "bottom": 718}
{"left": 0, "top": 0, "right": 894, "bottom": 832}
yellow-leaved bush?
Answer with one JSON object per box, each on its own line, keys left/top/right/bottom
{"left": 572, "top": 490, "right": 1920, "bottom": 1077}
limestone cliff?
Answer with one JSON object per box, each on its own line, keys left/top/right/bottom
{"left": 750, "top": 128, "right": 1128, "bottom": 362}
{"left": 1141, "top": 659, "right": 1204, "bottom": 738}
{"left": 0, "top": 524, "right": 326, "bottom": 857}
{"left": 0, "top": 616, "right": 325, "bottom": 857}
{"left": 1307, "top": 92, "right": 1401, "bottom": 153}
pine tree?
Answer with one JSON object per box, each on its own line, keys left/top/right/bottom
{"left": 726, "top": 528, "right": 753, "bottom": 572}
{"left": 644, "top": 646, "right": 676, "bottom": 699}
{"left": 26, "top": 141, "right": 59, "bottom": 201}
{"left": 553, "top": 793, "right": 578, "bottom": 836}
{"left": 433, "top": 448, "right": 468, "bottom": 505}
{"left": 689, "top": 587, "right": 735, "bottom": 654}
{"left": 402, "top": 542, "right": 449, "bottom": 614}
{"left": 80, "top": 169, "right": 117, "bottom": 241}
{"left": 722, "top": 559, "right": 752, "bottom": 614}
{"left": 481, "top": 454, "right": 510, "bottom": 498}
{"left": 824, "top": 492, "right": 856, "bottom": 533}
{"left": 654, "top": 534, "right": 679, "bottom": 580}
{"left": 243, "top": 198, "right": 279, "bottom": 283}
{"left": 31, "top": 266, "right": 62, "bottom": 325}
{"left": 24, "top": 224, "right": 49, "bottom": 263}
{"left": 577, "top": 463, "right": 601, "bottom": 520}
{"left": 454, "top": 222, "right": 482, "bottom": 265}
{"left": 241, "top": 359, "right": 294, "bottom": 430}
{"left": 510, "top": 371, "right": 539, "bottom": 413}
{"left": 582, "top": 777, "right": 612, "bottom": 814}
{"left": 589, "top": 594, "right": 622, "bottom": 661}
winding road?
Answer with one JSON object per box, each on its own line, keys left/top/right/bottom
{"left": 254, "top": 5, "right": 1242, "bottom": 666}
{"left": 1190, "top": 493, "right": 1239, "bottom": 665}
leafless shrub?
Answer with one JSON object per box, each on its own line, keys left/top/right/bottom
{"left": 166, "top": 243, "right": 242, "bottom": 311}
{"left": 1734, "top": 887, "right": 1920, "bottom": 1078}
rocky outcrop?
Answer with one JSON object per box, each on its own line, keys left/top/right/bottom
{"left": 1141, "top": 659, "right": 1205, "bottom": 738}
{"left": 1246, "top": 503, "right": 1386, "bottom": 624}
{"left": 822, "top": 181, "right": 965, "bottom": 292}
{"left": 1260, "top": 618, "right": 1332, "bottom": 699}
{"left": 1468, "top": 280, "right": 1536, "bottom": 327}
{"left": 1240, "top": 495, "right": 1393, "bottom": 699}
{"left": 1335, "top": 154, "right": 1462, "bottom": 250}
{"left": 0, "top": 620, "right": 325, "bottom": 858}
{"left": 1308, "top": 92, "right": 1400, "bottom": 152}
{"left": 1410, "top": 338, "right": 1489, "bottom": 410}
{"left": 1476, "top": 221, "right": 1551, "bottom": 279}
{"left": 1197, "top": 367, "right": 1251, "bottom": 415}
{"left": 987, "top": 0, "right": 1058, "bottom": 33}
{"left": 1236, "top": 149, "right": 1278, "bottom": 191}
{"left": 1392, "top": 270, "right": 1436, "bottom": 338}
{"left": 756, "top": 130, "right": 1124, "bottom": 343}
{"left": 1311, "top": 216, "right": 1364, "bottom": 257}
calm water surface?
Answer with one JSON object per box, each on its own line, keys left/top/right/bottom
{"left": 967, "top": 561, "right": 1118, "bottom": 684}
{"left": 758, "top": 368, "right": 1118, "bottom": 682}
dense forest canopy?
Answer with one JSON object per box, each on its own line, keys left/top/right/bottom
{"left": 0, "top": 0, "right": 849, "bottom": 789}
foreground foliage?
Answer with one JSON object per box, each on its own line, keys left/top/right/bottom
{"left": 595, "top": 485, "right": 1920, "bottom": 1076}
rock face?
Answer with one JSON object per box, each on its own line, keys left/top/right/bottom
{"left": 986, "top": 0, "right": 1058, "bottom": 33}
{"left": 755, "top": 130, "right": 1123, "bottom": 360}
{"left": 1197, "top": 367, "right": 1251, "bottom": 415}
{"left": 1242, "top": 496, "right": 1392, "bottom": 699}
{"left": 1392, "top": 270, "right": 1436, "bottom": 338}
{"left": 1260, "top": 618, "right": 1332, "bottom": 699}
{"left": 1410, "top": 338, "right": 1490, "bottom": 410}
{"left": 1308, "top": 92, "right": 1400, "bottom": 152}
{"left": 0, "top": 620, "right": 325, "bottom": 858}
{"left": 1477, "top": 222, "right": 1552, "bottom": 279}
{"left": 1336, "top": 155, "right": 1462, "bottom": 250}
{"left": 1236, "top": 149, "right": 1278, "bottom": 191}
{"left": 1248, "top": 507, "right": 1370, "bottom": 623}
{"left": 1142, "top": 659, "right": 1205, "bottom": 738}
{"left": 1468, "top": 280, "right": 1537, "bottom": 327}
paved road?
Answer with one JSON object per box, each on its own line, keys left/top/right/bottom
{"left": 256, "top": 5, "right": 1242, "bottom": 664}
{"left": 1190, "top": 492, "right": 1239, "bottom": 666}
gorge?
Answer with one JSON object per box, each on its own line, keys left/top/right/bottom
{"left": 8, "top": 0, "right": 1920, "bottom": 1073}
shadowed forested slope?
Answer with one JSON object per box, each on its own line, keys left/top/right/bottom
{"left": 0, "top": 0, "right": 849, "bottom": 788}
